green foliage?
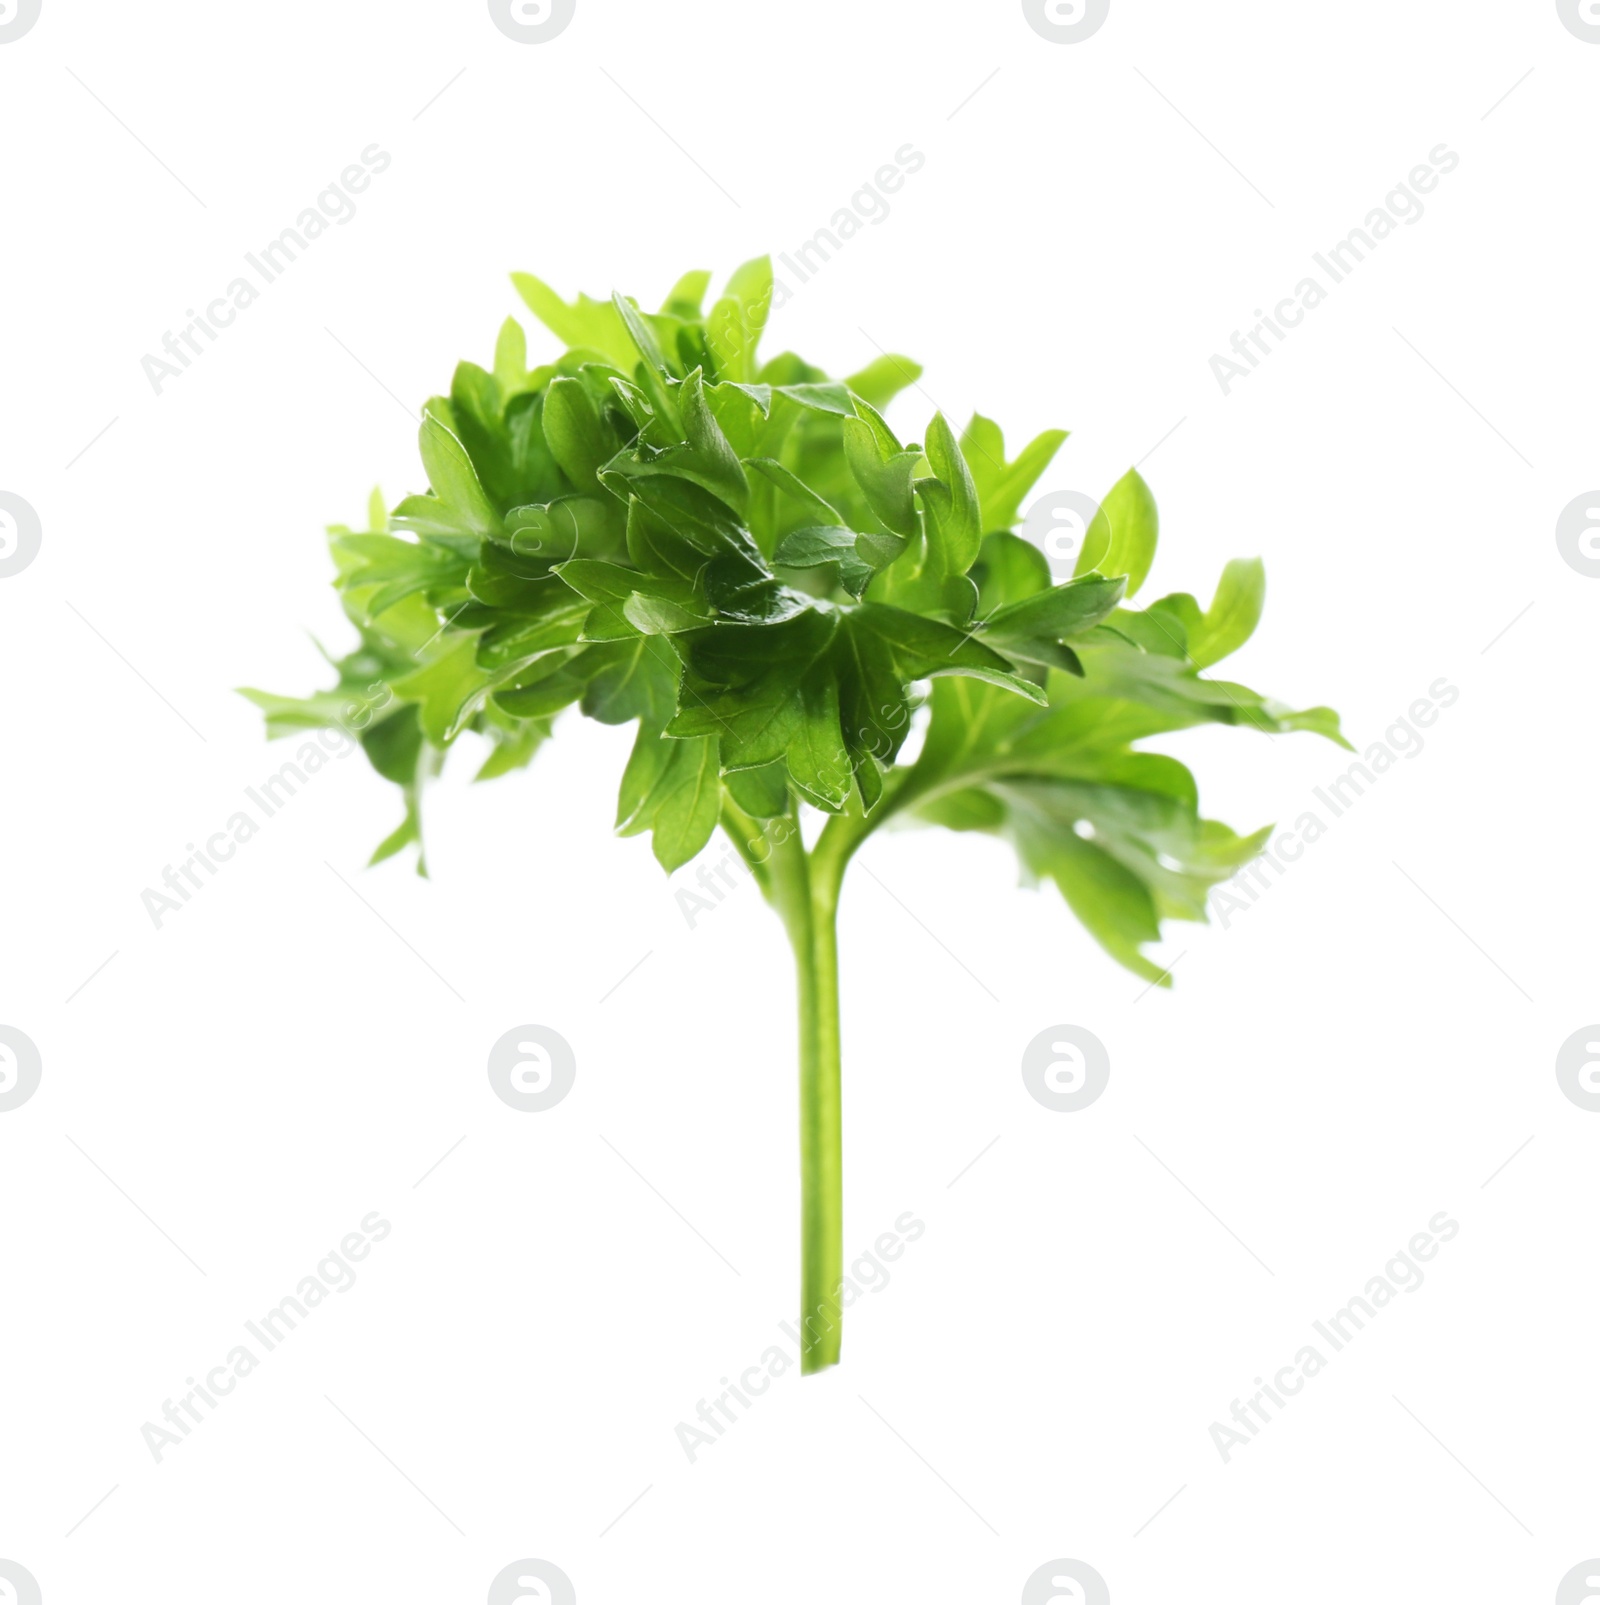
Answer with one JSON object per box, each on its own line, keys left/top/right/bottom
{"left": 244, "top": 257, "right": 1344, "bottom": 975}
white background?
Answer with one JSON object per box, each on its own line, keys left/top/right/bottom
{"left": 2, "top": 1, "right": 1598, "bottom": 1601}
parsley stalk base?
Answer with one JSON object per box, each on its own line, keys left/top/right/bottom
{"left": 796, "top": 874, "right": 843, "bottom": 1373}
{"left": 761, "top": 817, "right": 845, "bottom": 1374}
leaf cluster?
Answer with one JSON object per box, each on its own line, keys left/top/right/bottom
{"left": 244, "top": 258, "right": 1345, "bottom": 979}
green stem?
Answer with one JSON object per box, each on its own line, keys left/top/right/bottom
{"left": 763, "top": 818, "right": 843, "bottom": 1372}
{"left": 718, "top": 799, "right": 771, "bottom": 899}
{"left": 777, "top": 757, "right": 1016, "bottom": 1367}
{"left": 757, "top": 792, "right": 895, "bottom": 1374}
{"left": 801, "top": 856, "right": 843, "bottom": 1373}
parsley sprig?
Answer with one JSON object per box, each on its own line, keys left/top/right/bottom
{"left": 246, "top": 259, "right": 1345, "bottom": 1371}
